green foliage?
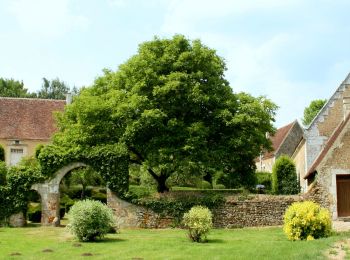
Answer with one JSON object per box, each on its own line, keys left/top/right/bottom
{"left": 183, "top": 206, "right": 213, "bottom": 242}
{"left": 0, "top": 144, "right": 5, "bottom": 162}
{"left": 197, "top": 180, "right": 212, "bottom": 189}
{"left": 131, "top": 192, "right": 224, "bottom": 225}
{"left": 256, "top": 171, "right": 272, "bottom": 191}
{"left": 68, "top": 199, "right": 116, "bottom": 241}
{"left": 0, "top": 78, "right": 36, "bottom": 98}
{"left": 213, "top": 184, "right": 226, "bottom": 189}
{"left": 302, "top": 99, "right": 327, "bottom": 126}
{"left": 283, "top": 201, "right": 332, "bottom": 241}
{"left": 38, "top": 144, "right": 129, "bottom": 197}
{"left": 0, "top": 161, "right": 7, "bottom": 185}
{"left": 27, "top": 203, "right": 41, "bottom": 223}
{"left": 35, "top": 144, "right": 45, "bottom": 159}
{"left": 0, "top": 157, "right": 44, "bottom": 224}
{"left": 53, "top": 35, "right": 277, "bottom": 193}
{"left": 37, "top": 77, "right": 70, "bottom": 100}
{"left": 272, "top": 155, "right": 299, "bottom": 195}
{"left": 68, "top": 166, "right": 103, "bottom": 199}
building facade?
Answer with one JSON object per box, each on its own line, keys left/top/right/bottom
{"left": 0, "top": 97, "right": 66, "bottom": 165}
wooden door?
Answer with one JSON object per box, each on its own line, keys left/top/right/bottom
{"left": 337, "top": 175, "right": 350, "bottom": 217}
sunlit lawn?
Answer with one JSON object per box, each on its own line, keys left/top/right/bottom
{"left": 0, "top": 225, "right": 348, "bottom": 260}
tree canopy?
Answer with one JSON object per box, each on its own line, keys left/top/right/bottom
{"left": 54, "top": 35, "right": 277, "bottom": 192}
{"left": 302, "top": 99, "right": 327, "bottom": 126}
{"left": 37, "top": 77, "right": 71, "bottom": 99}
{"left": 0, "top": 78, "right": 36, "bottom": 98}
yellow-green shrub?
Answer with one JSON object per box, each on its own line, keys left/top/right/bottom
{"left": 183, "top": 206, "right": 212, "bottom": 242}
{"left": 283, "top": 201, "right": 332, "bottom": 241}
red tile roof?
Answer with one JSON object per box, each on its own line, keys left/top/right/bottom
{"left": 0, "top": 97, "right": 65, "bottom": 140}
{"left": 304, "top": 112, "right": 350, "bottom": 180}
{"left": 264, "top": 121, "right": 296, "bottom": 159}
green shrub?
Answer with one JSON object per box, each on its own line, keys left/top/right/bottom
{"left": 183, "top": 206, "right": 213, "bottom": 242}
{"left": 272, "top": 155, "right": 299, "bottom": 194}
{"left": 213, "top": 184, "right": 226, "bottom": 189}
{"left": 197, "top": 180, "right": 212, "bottom": 189}
{"left": 0, "top": 144, "right": 4, "bottom": 162}
{"left": 283, "top": 201, "right": 332, "bottom": 241}
{"left": 0, "top": 161, "right": 7, "bottom": 185}
{"left": 129, "top": 185, "right": 156, "bottom": 199}
{"left": 256, "top": 171, "right": 272, "bottom": 191}
{"left": 35, "top": 144, "right": 45, "bottom": 159}
{"left": 68, "top": 199, "right": 116, "bottom": 241}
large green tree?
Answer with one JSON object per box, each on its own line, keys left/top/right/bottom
{"left": 54, "top": 35, "right": 277, "bottom": 192}
{"left": 37, "top": 77, "right": 71, "bottom": 99}
{"left": 302, "top": 99, "right": 327, "bottom": 126}
{"left": 0, "top": 78, "right": 36, "bottom": 98}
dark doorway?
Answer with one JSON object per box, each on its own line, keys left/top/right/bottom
{"left": 336, "top": 175, "right": 350, "bottom": 217}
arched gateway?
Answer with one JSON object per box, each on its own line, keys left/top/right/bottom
{"left": 30, "top": 144, "right": 129, "bottom": 226}
{"left": 31, "top": 162, "right": 86, "bottom": 226}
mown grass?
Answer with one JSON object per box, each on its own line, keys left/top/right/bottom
{"left": 0, "top": 226, "right": 348, "bottom": 260}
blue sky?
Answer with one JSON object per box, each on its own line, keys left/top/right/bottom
{"left": 1, "top": 0, "right": 350, "bottom": 127}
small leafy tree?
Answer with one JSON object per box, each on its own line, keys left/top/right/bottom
{"left": 68, "top": 199, "right": 115, "bottom": 241}
{"left": 183, "top": 206, "right": 213, "bottom": 242}
{"left": 272, "top": 155, "right": 299, "bottom": 195}
{"left": 68, "top": 166, "right": 104, "bottom": 199}
{"left": 302, "top": 99, "right": 327, "bottom": 126}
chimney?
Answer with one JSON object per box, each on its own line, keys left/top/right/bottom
{"left": 343, "top": 96, "right": 350, "bottom": 120}
{"left": 65, "top": 93, "right": 72, "bottom": 105}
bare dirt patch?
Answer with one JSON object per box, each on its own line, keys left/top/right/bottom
{"left": 326, "top": 239, "right": 350, "bottom": 260}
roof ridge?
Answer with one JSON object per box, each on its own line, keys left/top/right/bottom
{"left": 0, "top": 97, "right": 65, "bottom": 102}
{"left": 274, "top": 120, "right": 299, "bottom": 155}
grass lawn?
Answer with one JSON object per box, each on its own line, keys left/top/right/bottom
{"left": 0, "top": 226, "right": 348, "bottom": 260}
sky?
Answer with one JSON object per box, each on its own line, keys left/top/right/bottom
{"left": 1, "top": 0, "right": 350, "bottom": 127}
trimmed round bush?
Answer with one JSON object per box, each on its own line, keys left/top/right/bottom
{"left": 283, "top": 201, "right": 332, "bottom": 241}
{"left": 68, "top": 199, "right": 116, "bottom": 241}
{"left": 183, "top": 206, "right": 213, "bottom": 242}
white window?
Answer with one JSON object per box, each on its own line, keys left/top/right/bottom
{"left": 10, "top": 148, "right": 24, "bottom": 166}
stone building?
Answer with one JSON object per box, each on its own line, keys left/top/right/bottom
{"left": 301, "top": 73, "right": 350, "bottom": 219}
{"left": 0, "top": 97, "right": 66, "bottom": 165}
{"left": 256, "top": 120, "right": 304, "bottom": 173}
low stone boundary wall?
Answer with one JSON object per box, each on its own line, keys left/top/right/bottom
{"left": 107, "top": 191, "right": 303, "bottom": 228}
{"left": 213, "top": 195, "right": 302, "bottom": 228}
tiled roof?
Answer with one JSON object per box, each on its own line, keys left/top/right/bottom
{"left": 0, "top": 97, "right": 65, "bottom": 140}
{"left": 304, "top": 112, "right": 350, "bottom": 180}
{"left": 264, "top": 121, "right": 296, "bottom": 159}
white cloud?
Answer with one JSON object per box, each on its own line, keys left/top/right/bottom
{"left": 8, "top": 0, "right": 89, "bottom": 38}
{"left": 161, "top": 0, "right": 300, "bottom": 34}
{"left": 159, "top": 0, "right": 341, "bottom": 126}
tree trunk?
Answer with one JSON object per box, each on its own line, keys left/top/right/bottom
{"left": 81, "top": 184, "right": 86, "bottom": 199}
{"left": 156, "top": 174, "right": 169, "bottom": 193}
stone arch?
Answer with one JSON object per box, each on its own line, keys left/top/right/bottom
{"left": 32, "top": 162, "right": 87, "bottom": 226}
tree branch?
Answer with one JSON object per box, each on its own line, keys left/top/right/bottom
{"left": 128, "top": 146, "right": 159, "bottom": 180}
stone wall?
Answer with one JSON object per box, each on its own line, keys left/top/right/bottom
{"left": 108, "top": 191, "right": 303, "bottom": 228}
{"left": 213, "top": 195, "right": 302, "bottom": 228}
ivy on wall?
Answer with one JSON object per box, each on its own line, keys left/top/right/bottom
{"left": 38, "top": 144, "right": 129, "bottom": 196}
{"left": 0, "top": 144, "right": 129, "bottom": 224}
{"left": 0, "top": 158, "right": 44, "bottom": 224}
